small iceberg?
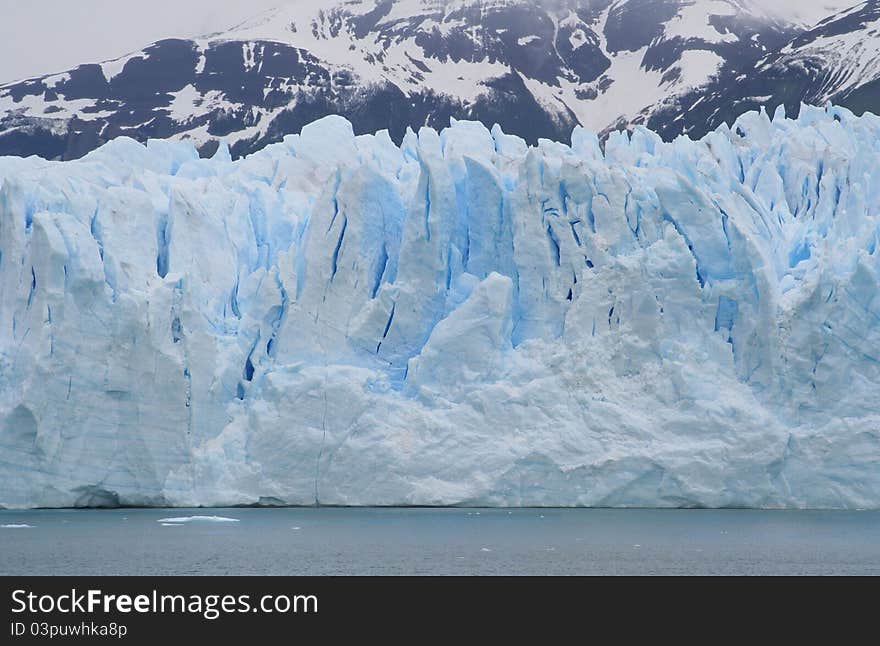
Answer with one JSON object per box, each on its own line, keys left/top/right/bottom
{"left": 2, "top": 524, "right": 34, "bottom": 528}
{"left": 156, "top": 516, "right": 240, "bottom": 524}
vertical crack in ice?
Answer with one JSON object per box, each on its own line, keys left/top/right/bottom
{"left": 623, "top": 185, "right": 640, "bottom": 237}
{"left": 230, "top": 275, "right": 242, "bottom": 319}
{"left": 661, "top": 212, "right": 705, "bottom": 287}
{"left": 371, "top": 244, "right": 389, "bottom": 299}
{"left": 422, "top": 165, "right": 432, "bottom": 242}
{"left": 591, "top": 183, "right": 612, "bottom": 232}
{"left": 558, "top": 181, "right": 569, "bottom": 218}
{"left": 376, "top": 302, "right": 396, "bottom": 354}
{"left": 26, "top": 267, "right": 35, "bottom": 309}
{"left": 329, "top": 214, "right": 347, "bottom": 282}
{"left": 266, "top": 273, "right": 288, "bottom": 358}
{"left": 719, "top": 208, "right": 733, "bottom": 257}
{"left": 170, "top": 279, "right": 193, "bottom": 438}
{"left": 569, "top": 219, "right": 582, "bottom": 246}
{"left": 183, "top": 368, "right": 192, "bottom": 415}
{"left": 156, "top": 210, "right": 170, "bottom": 278}
{"left": 89, "top": 207, "right": 104, "bottom": 262}
{"left": 545, "top": 222, "right": 561, "bottom": 267}
{"left": 244, "top": 333, "right": 260, "bottom": 382}
{"left": 585, "top": 197, "right": 596, "bottom": 233}
{"left": 326, "top": 168, "right": 342, "bottom": 233}
{"left": 714, "top": 296, "right": 738, "bottom": 348}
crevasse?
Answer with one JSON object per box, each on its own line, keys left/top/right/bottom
{"left": 1, "top": 104, "right": 879, "bottom": 509}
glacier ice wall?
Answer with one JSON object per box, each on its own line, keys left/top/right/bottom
{"left": 1, "top": 104, "right": 879, "bottom": 509}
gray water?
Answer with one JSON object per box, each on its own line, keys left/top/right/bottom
{"left": 1, "top": 508, "right": 878, "bottom": 575}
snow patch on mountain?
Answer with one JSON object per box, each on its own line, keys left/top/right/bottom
{"left": 664, "top": 1, "right": 738, "bottom": 43}
{"left": 776, "top": 3, "right": 880, "bottom": 101}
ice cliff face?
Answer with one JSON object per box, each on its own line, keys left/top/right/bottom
{"left": 1, "top": 104, "right": 879, "bottom": 509}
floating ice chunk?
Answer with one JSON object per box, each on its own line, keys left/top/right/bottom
{"left": 1, "top": 524, "right": 34, "bottom": 528}
{"left": 156, "top": 516, "right": 240, "bottom": 524}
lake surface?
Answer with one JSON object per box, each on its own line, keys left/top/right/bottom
{"left": 1, "top": 508, "right": 878, "bottom": 575}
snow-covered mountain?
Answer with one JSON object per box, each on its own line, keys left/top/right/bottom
{"left": 648, "top": 0, "right": 880, "bottom": 137}
{"left": 774, "top": 0, "right": 880, "bottom": 102}
{"left": 0, "top": 0, "right": 871, "bottom": 161}
{"left": 2, "top": 106, "right": 880, "bottom": 508}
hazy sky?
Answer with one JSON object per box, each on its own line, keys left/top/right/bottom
{"left": 0, "top": 0, "right": 284, "bottom": 83}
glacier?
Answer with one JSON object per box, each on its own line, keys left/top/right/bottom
{"left": 1, "top": 104, "right": 879, "bottom": 509}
